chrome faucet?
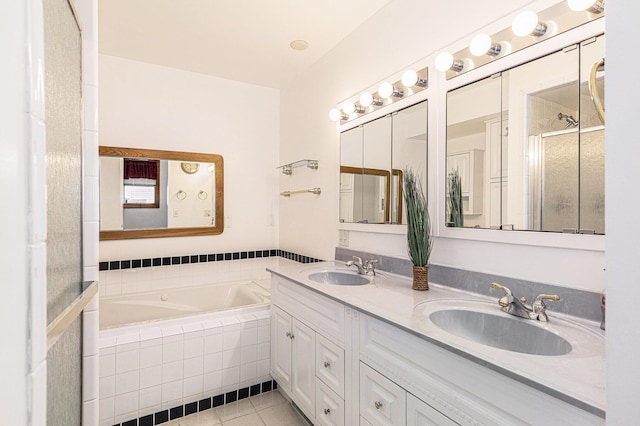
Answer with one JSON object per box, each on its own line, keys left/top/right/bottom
{"left": 491, "top": 282, "right": 560, "bottom": 322}
{"left": 346, "top": 256, "right": 378, "bottom": 276}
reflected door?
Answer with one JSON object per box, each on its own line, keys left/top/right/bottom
{"left": 579, "top": 35, "right": 605, "bottom": 234}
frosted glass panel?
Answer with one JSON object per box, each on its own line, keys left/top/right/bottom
{"left": 580, "top": 129, "right": 605, "bottom": 233}
{"left": 44, "top": 0, "right": 83, "bottom": 424}
{"left": 541, "top": 132, "right": 579, "bottom": 232}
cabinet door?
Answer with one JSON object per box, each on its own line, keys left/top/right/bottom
{"left": 407, "top": 393, "right": 457, "bottom": 426}
{"left": 316, "top": 380, "right": 345, "bottom": 426}
{"left": 447, "top": 152, "right": 470, "bottom": 194}
{"left": 360, "top": 363, "right": 406, "bottom": 426}
{"left": 271, "top": 306, "right": 292, "bottom": 390}
{"left": 292, "top": 319, "right": 316, "bottom": 416}
{"left": 316, "top": 334, "right": 345, "bottom": 398}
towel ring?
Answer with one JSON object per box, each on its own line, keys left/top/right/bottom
{"left": 176, "top": 190, "right": 187, "bottom": 200}
{"left": 198, "top": 190, "right": 208, "bottom": 200}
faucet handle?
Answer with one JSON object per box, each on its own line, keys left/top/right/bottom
{"left": 352, "top": 255, "right": 363, "bottom": 264}
{"left": 532, "top": 294, "right": 560, "bottom": 322}
{"left": 533, "top": 294, "right": 560, "bottom": 305}
{"left": 491, "top": 282, "right": 514, "bottom": 308}
{"left": 491, "top": 282, "right": 513, "bottom": 296}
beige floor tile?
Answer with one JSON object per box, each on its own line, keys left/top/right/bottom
{"left": 222, "top": 412, "right": 265, "bottom": 426}
{"left": 249, "top": 390, "right": 286, "bottom": 411}
{"left": 258, "top": 402, "right": 305, "bottom": 426}
{"left": 215, "top": 399, "right": 256, "bottom": 422}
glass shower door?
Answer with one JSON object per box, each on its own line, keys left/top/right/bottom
{"left": 44, "top": 0, "right": 84, "bottom": 424}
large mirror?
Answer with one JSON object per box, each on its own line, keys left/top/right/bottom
{"left": 340, "top": 100, "right": 427, "bottom": 224}
{"left": 99, "top": 146, "right": 224, "bottom": 240}
{"left": 446, "top": 34, "right": 605, "bottom": 234}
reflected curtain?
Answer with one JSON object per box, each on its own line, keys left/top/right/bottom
{"left": 124, "top": 158, "right": 158, "bottom": 180}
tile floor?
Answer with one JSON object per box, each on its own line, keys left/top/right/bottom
{"left": 165, "top": 390, "right": 308, "bottom": 426}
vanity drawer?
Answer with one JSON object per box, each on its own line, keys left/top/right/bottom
{"left": 360, "top": 417, "right": 374, "bottom": 426}
{"left": 316, "top": 334, "right": 345, "bottom": 398}
{"left": 407, "top": 393, "right": 457, "bottom": 426}
{"left": 316, "top": 379, "right": 344, "bottom": 426}
{"left": 360, "top": 362, "right": 406, "bottom": 426}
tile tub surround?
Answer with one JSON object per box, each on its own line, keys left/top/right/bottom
{"left": 99, "top": 309, "right": 272, "bottom": 426}
{"left": 335, "top": 247, "right": 603, "bottom": 322}
{"left": 99, "top": 250, "right": 322, "bottom": 297}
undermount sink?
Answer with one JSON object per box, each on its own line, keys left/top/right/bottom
{"left": 308, "top": 271, "right": 370, "bottom": 286}
{"left": 413, "top": 298, "right": 605, "bottom": 357}
{"left": 429, "top": 309, "right": 572, "bottom": 356}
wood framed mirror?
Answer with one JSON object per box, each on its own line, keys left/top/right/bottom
{"left": 99, "top": 146, "right": 224, "bottom": 240}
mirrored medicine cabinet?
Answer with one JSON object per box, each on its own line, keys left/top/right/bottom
{"left": 340, "top": 100, "right": 427, "bottom": 225}
{"left": 99, "top": 146, "right": 224, "bottom": 240}
{"left": 445, "top": 34, "right": 605, "bottom": 235}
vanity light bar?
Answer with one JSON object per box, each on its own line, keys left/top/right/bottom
{"left": 329, "top": 66, "right": 428, "bottom": 123}
{"left": 436, "top": 0, "right": 605, "bottom": 78}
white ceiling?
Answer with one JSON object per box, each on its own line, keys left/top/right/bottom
{"left": 98, "top": 0, "right": 393, "bottom": 89}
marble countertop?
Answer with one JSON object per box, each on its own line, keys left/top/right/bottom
{"left": 267, "top": 259, "right": 605, "bottom": 418}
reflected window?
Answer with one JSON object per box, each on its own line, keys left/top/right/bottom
{"left": 123, "top": 158, "right": 160, "bottom": 208}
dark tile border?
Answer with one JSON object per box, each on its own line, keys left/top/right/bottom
{"left": 99, "top": 250, "right": 323, "bottom": 272}
{"left": 111, "top": 380, "right": 278, "bottom": 426}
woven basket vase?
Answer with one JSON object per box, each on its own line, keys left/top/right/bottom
{"left": 412, "top": 265, "right": 429, "bottom": 291}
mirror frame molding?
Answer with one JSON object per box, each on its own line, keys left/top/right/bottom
{"left": 340, "top": 166, "right": 391, "bottom": 224}
{"left": 99, "top": 146, "right": 224, "bottom": 240}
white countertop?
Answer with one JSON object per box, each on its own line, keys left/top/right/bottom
{"left": 267, "top": 259, "right": 606, "bottom": 418}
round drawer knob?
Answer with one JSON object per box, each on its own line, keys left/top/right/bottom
{"left": 323, "top": 361, "right": 331, "bottom": 368}
{"left": 324, "top": 408, "right": 331, "bottom": 415}
{"left": 285, "top": 332, "right": 291, "bottom": 338}
{"left": 374, "top": 401, "right": 383, "bottom": 409}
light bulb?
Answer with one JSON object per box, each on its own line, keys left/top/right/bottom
{"left": 329, "top": 108, "right": 342, "bottom": 121}
{"left": 568, "top": 0, "right": 596, "bottom": 11}
{"left": 360, "top": 92, "right": 373, "bottom": 107}
{"left": 435, "top": 52, "right": 454, "bottom": 72}
{"left": 512, "top": 11, "right": 539, "bottom": 36}
{"left": 343, "top": 101, "right": 356, "bottom": 115}
{"left": 469, "top": 33, "right": 492, "bottom": 56}
{"left": 401, "top": 70, "right": 418, "bottom": 87}
{"left": 378, "top": 82, "right": 393, "bottom": 99}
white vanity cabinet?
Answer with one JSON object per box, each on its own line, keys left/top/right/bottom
{"left": 358, "top": 313, "right": 604, "bottom": 425}
{"left": 269, "top": 271, "right": 603, "bottom": 425}
{"left": 272, "top": 305, "right": 316, "bottom": 415}
{"left": 271, "top": 275, "right": 348, "bottom": 425}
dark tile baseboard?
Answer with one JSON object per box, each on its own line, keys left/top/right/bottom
{"left": 114, "top": 380, "right": 278, "bottom": 426}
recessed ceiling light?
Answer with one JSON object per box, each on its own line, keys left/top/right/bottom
{"left": 290, "top": 40, "right": 309, "bottom": 51}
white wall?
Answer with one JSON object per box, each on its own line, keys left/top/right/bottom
{"left": 605, "top": 0, "right": 640, "bottom": 423}
{"left": 99, "top": 55, "right": 281, "bottom": 260}
{"left": 280, "top": 0, "right": 607, "bottom": 293}
{"left": 0, "top": 1, "right": 36, "bottom": 423}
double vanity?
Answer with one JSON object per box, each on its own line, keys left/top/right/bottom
{"left": 268, "top": 260, "right": 605, "bottom": 425}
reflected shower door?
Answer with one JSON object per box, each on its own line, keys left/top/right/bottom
{"left": 579, "top": 128, "right": 605, "bottom": 233}
{"left": 44, "top": 0, "right": 84, "bottom": 424}
{"left": 540, "top": 131, "right": 580, "bottom": 232}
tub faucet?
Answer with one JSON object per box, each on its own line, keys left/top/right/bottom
{"left": 491, "top": 282, "right": 560, "bottom": 322}
{"left": 346, "top": 256, "right": 378, "bottom": 276}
